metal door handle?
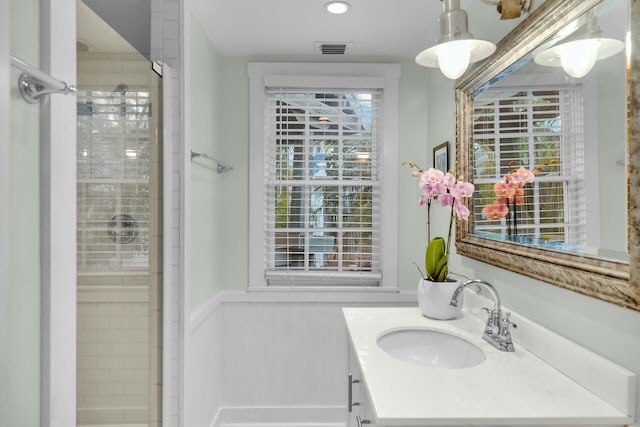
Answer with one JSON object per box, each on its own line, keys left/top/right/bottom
{"left": 348, "top": 373, "right": 360, "bottom": 412}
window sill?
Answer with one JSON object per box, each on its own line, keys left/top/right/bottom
{"left": 241, "top": 286, "right": 414, "bottom": 304}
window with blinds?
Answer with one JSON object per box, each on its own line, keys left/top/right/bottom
{"left": 473, "top": 86, "right": 586, "bottom": 246}
{"left": 264, "top": 89, "right": 382, "bottom": 286}
{"left": 76, "top": 89, "right": 152, "bottom": 272}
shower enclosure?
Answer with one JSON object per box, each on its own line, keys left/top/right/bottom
{"left": 76, "top": 50, "right": 162, "bottom": 427}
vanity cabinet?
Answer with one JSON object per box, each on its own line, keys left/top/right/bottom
{"left": 343, "top": 307, "right": 634, "bottom": 427}
{"left": 347, "top": 342, "right": 377, "bottom": 427}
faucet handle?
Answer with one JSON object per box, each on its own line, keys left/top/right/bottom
{"left": 502, "top": 312, "right": 517, "bottom": 329}
{"left": 481, "top": 307, "right": 498, "bottom": 336}
{"left": 496, "top": 312, "right": 517, "bottom": 352}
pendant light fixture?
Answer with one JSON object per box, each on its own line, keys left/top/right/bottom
{"left": 416, "top": 0, "right": 496, "bottom": 79}
{"left": 534, "top": 17, "right": 624, "bottom": 79}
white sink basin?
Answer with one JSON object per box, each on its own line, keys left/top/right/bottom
{"left": 377, "top": 329, "right": 486, "bottom": 369}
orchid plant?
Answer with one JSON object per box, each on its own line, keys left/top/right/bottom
{"left": 404, "top": 162, "right": 474, "bottom": 282}
{"left": 482, "top": 165, "right": 540, "bottom": 239}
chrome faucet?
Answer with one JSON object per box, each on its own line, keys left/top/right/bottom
{"left": 450, "top": 279, "right": 516, "bottom": 352}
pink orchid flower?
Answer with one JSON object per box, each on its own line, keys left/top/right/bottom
{"left": 442, "top": 172, "right": 456, "bottom": 190}
{"left": 420, "top": 168, "right": 444, "bottom": 187}
{"left": 510, "top": 166, "right": 535, "bottom": 184}
{"left": 494, "top": 180, "right": 516, "bottom": 201}
{"left": 452, "top": 181, "right": 475, "bottom": 199}
{"left": 454, "top": 200, "right": 471, "bottom": 221}
{"left": 482, "top": 199, "right": 509, "bottom": 219}
{"left": 438, "top": 192, "right": 454, "bottom": 207}
{"left": 514, "top": 186, "right": 525, "bottom": 205}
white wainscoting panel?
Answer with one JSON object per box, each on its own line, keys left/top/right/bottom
{"left": 185, "top": 295, "right": 225, "bottom": 427}
{"left": 184, "top": 290, "right": 415, "bottom": 427}
{"left": 221, "top": 302, "right": 350, "bottom": 407}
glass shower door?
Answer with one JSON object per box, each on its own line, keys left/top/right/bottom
{"left": 75, "top": 5, "right": 163, "bottom": 424}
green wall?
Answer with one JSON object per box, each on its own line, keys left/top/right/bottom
{"left": 2, "top": 0, "right": 42, "bottom": 424}
{"left": 597, "top": 54, "right": 627, "bottom": 254}
{"left": 188, "top": 16, "right": 228, "bottom": 311}
{"left": 217, "top": 57, "right": 250, "bottom": 292}
{"left": 397, "top": 60, "right": 433, "bottom": 288}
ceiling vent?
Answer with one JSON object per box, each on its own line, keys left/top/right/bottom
{"left": 316, "top": 42, "right": 352, "bottom": 55}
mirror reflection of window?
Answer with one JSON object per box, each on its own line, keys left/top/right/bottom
{"left": 473, "top": 86, "right": 587, "bottom": 251}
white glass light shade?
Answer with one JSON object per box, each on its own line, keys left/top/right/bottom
{"left": 558, "top": 39, "right": 599, "bottom": 78}
{"left": 534, "top": 37, "right": 625, "bottom": 78}
{"left": 415, "top": 39, "right": 495, "bottom": 80}
{"left": 437, "top": 40, "right": 472, "bottom": 79}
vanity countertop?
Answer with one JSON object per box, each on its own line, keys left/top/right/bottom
{"left": 343, "top": 306, "right": 634, "bottom": 426}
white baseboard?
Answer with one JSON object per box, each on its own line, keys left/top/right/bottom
{"left": 212, "top": 406, "right": 346, "bottom": 427}
{"left": 220, "top": 424, "right": 343, "bottom": 427}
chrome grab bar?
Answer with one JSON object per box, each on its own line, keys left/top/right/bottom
{"left": 190, "top": 150, "right": 234, "bottom": 173}
{"left": 10, "top": 56, "right": 76, "bottom": 103}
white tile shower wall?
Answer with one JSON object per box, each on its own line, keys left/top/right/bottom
{"left": 161, "top": 0, "right": 182, "bottom": 425}
{"left": 77, "top": 282, "right": 151, "bottom": 425}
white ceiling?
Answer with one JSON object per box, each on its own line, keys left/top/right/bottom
{"left": 189, "top": 0, "right": 526, "bottom": 58}
{"left": 77, "top": 0, "right": 542, "bottom": 58}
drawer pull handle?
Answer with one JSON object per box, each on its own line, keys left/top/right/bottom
{"left": 348, "top": 373, "right": 360, "bottom": 412}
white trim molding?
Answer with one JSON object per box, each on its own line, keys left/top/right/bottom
{"left": 211, "top": 406, "right": 346, "bottom": 427}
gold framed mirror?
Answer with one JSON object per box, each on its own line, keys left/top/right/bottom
{"left": 455, "top": 0, "right": 640, "bottom": 311}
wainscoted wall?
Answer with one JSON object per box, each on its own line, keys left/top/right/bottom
{"left": 185, "top": 291, "right": 416, "bottom": 427}
{"left": 185, "top": 295, "right": 225, "bottom": 427}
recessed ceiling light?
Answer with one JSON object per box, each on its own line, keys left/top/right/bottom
{"left": 325, "top": 1, "right": 350, "bottom": 15}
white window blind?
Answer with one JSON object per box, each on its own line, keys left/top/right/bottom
{"left": 472, "top": 86, "right": 586, "bottom": 246}
{"left": 76, "top": 89, "right": 152, "bottom": 272}
{"left": 264, "top": 88, "right": 383, "bottom": 286}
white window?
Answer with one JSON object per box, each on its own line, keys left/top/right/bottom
{"left": 248, "top": 63, "right": 400, "bottom": 288}
{"left": 77, "top": 89, "right": 152, "bottom": 272}
{"left": 472, "top": 86, "right": 586, "bottom": 247}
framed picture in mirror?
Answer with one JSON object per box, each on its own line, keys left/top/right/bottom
{"left": 433, "top": 141, "right": 449, "bottom": 173}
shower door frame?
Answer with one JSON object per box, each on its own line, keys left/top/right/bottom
{"left": 40, "top": 0, "right": 78, "bottom": 425}
{"left": 0, "top": 0, "right": 78, "bottom": 424}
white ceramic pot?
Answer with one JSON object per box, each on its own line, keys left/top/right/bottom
{"left": 417, "top": 278, "right": 464, "bottom": 320}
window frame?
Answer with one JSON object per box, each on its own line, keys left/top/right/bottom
{"left": 248, "top": 63, "right": 400, "bottom": 289}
